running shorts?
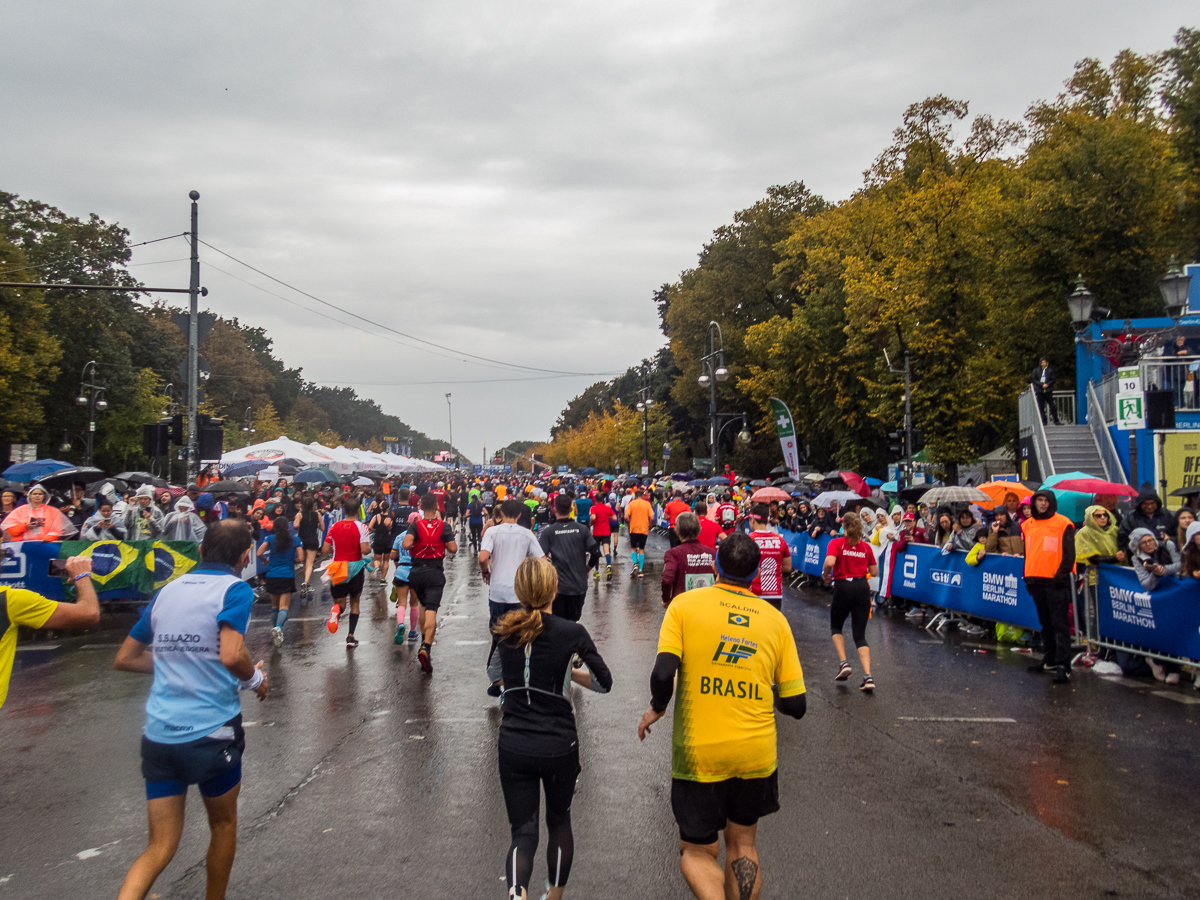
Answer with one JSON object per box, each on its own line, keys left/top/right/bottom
{"left": 330, "top": 568, "right": 365, "bottom": 600}
{"left": 629, "top": 533, "right": 648, "bottom": 550}
{"left": 670, "top": 771, "right": 780, "bottom": 845}
{"left": 409, "top": 565, "right": 447, "bottom": 611}
{"left": 551, "top": 592, "right": 585, "bottom": 622}
{"left": 264, "top": 576, "right": 297, "bottom": 596}
{"left": 141, "top": 714, "right": 245, "bottom": 800}
{"left": 301, "top": 538, "right": 321, "bottom": 552}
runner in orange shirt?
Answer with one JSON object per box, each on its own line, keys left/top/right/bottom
{"left": 625, "top": 490, "right": 655, "bottom": 579}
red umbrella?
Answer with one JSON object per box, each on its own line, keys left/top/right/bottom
{"left": 751, "top": 486, "right": 791, "bottom": 503}
{"left": 1048, "top": 478, "right": 1138, "bottom": 497}
{"left": 839, "top": 471, "right": 870, "bottom": 498}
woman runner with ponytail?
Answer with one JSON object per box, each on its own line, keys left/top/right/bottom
{"left": 822, "top": 511, "right": 879, "bottom": 692}
{"left": 488, "top": 557, "right": 612, "bottom": 900}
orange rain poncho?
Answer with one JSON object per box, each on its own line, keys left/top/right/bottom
{"left": 1, "top": 487, "right": 78, "bottom": 542}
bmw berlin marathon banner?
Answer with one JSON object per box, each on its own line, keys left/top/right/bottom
{"left": 769, "top": 397, "right": 801, "bottom": 481}
{"left": 887, "top": 545, "right": 1042, "bottom": 630}
{"left": 1094, "top": 564, "right": 1200, "bottom": 660}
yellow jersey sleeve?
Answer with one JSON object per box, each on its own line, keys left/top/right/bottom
{"left": 8, "top": 589, "right": 58, "bottom": 629}
{"left": 774, "top": 621, "right": 805, "bottom": 697}
{"left": 657, "top": 597, "right": 684, "bottom": 657}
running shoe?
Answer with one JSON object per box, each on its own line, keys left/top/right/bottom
{"left": 860, "top": 675, "right": 875, "bottom": 692}
{"left": 299, "top": 581, "right": 309, "bottom": 599}
{"left": 959, "top": 621, "right": 986, "bottom": 636}
{"left": 593, "top": 569, "right": 600, "bottom": 579}
{"left": 418, "top": 643, "right": 433, "bottom": 674}
{"left": 904, "top": 607, "right": 924, "bottom": 619}
{"left": 637, "top": 569, "right": 644, "bottom": 578}
{"left": 346, "top": 634, "right": 360, "bottom": 648}
{"left": 487, "top": 682, "right": 502, "bottom": 697}
{"left": 606, "top": 565, "right": 612, "bottom": 581}
{"left": 1052, "top": 666, "right": 1070, "bottom": 685}
{"left": 326, "top": 604, "right": 341, "bottom": 633}
{"left": 394, "top": 623, "right": 406, "bottom": 645}
{"left": 835, "top": 660, "right": 852, "bottom": 681}
{"left": 272, "top": 626, "right": 284, "bottom": 648}
{"left": 407, "top": 625, "right": 420, "bottom": 643}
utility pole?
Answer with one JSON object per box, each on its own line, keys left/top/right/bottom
{"left": 904, "top": 350, "right": 914, "bottom": 490}
{"left": 187, "top": 190, "right": 200, "bottom": 482}
{"left": 445, "top": 392, "right": 453, "bottom": 470}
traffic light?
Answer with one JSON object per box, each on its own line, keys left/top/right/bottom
{"left": 911, "top": 429, "right": 925, "bottom": 453}
{"left": 168, "top": 414, "right": 183, "bottom": 445}
{"left": 887, "top": 431, "right": 903, "bottom": 456}
{"left": 143, "top": 422, "right": 169, "bottom": 457}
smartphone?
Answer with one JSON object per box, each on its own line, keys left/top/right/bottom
{"left": 48, "top": 559, "right": 69, "bottom": 577}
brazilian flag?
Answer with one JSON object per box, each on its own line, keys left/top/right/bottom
{"left": 61, "top": 540, "right": 142, "bottom": 590}
{"left": 146, "top": 541, "right": 200, "bottom": 590}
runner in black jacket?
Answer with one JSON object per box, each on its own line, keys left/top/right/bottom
{"left": 488, "top": 557, "right": 611, "bottom": 900}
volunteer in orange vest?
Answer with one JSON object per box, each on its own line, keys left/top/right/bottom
{"left": 1021, "top": 490, "right": 1076, "bottom": 684}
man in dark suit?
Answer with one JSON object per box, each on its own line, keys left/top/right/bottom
{"left": 1032, "top": 357, "right": 1059, "bottom": 425}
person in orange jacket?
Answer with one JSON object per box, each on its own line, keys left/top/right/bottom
{"left": 1021, "top": 490, "right": 1076, "bottom": 684}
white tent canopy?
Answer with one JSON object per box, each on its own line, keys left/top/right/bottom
{"left": 222, "top": 437, "right": 448, "bottom": 477}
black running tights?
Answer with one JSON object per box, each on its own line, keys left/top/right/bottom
{"left": 498, "top": 747, "right": 580, "bottom": 893}
{"left": 830, "top": 578, "right": 872, "bottom": 648}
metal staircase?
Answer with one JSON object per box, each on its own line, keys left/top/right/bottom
{"left": 1043, "top": 424, "right": 1106, "bottom": 476}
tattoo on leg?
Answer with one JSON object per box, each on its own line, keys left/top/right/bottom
{"left": 731, "top": 856, "right": 758, "bottom": 900}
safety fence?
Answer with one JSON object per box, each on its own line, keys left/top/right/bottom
{"left": 782, "top": 533, "right": 1200, "bottom": 666}
{"left": 1, "top": 539, "right": 200, "bottom": 602}
{"left": 1076, "top": 563, "right": 1200, "bottom": 667}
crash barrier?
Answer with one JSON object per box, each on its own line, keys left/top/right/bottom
{"left": 1077, "top": 564, "right": 1200, "bottom": 668}
{"left": 782, "top": 532, "right": 1043, "bottom": 630}
{"left": 0, "top": 539, "right": 200, "bottom": 602}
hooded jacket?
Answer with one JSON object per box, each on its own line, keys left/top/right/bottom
{"left": 161, "top": 498, "right": 208, "bottom": 542}
{"left": 984, "top": 511, "right": 1025, "bottom": 556}
{"left": 1117, "top": 487, "right": 1177, "bottom": 553}
{"left": 1021, "top": 490, "right": 1075, "bottom": 585}
{"left": 1128, "top": 527, "right": 1180, "bottom": 590}
{"left": 82, "top": 511, "right": 126, "bottom": 541}
{"left": 948, "top": 514, "right": 983, "bottom": 552}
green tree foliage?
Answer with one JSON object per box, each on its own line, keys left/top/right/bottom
{"left": 0, "top": 236, "right": 62, "bottom": 442}
{"left": 0, "top": 191, "right": 457, "bottom": 472}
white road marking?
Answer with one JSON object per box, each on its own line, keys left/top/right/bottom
{"left": 1150, "top": 690, "right": 1200, "bottom": 704}
{"left": 897, "top": 717, "right": 1017, "bottom": 723}
{"left": 15, "top": 644, "right": 60, "bottom": 652}
{"left": 74, "top": 840, "right": 120, "bottom": 860}
{"left": 455, "top": 640, "right": 488, "bottom": 645}
{"left": 404, "top": 718, "right": 488, "bottom": 724}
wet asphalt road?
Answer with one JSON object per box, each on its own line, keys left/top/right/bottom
{"left": 2, "top": 530, "right": 1199, "bottom": 899}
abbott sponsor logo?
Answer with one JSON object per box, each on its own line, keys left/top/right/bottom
{"left": 930, "top": 569, "right": 962, "bottom": 588}
{"left": 1107, "top": 585, "right": 1156, "bottom": 630}
{"left": 901, "top": 555, "right": 917, "bottom": 590}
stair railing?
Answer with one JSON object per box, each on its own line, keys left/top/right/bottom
{"left": 1019, "top": 386, "right": 1054, "bottom": 478}
{"left": 1086, "top": 379, "right": 1129, "bottom": 485}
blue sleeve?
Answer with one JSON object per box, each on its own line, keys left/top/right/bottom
{"left": 129, "top": 597, "right": 156, "bottom": 644}
{"left": 217, "top": 580, "right": 255, "bottom": 634}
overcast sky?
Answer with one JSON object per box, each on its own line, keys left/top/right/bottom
{"left": 5, "top": 1, "right": 1194, "bottom": 460}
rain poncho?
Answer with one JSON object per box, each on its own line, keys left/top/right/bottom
{"left": 82, "top": 511, "right": 126, "bottom": 541}
{"left": 1129, "top": 527, "right": 1180, "bottom": 590}
{"left": 872, "top": 505, "right": 901, "bottom": 550}
{"left": 124, "top": 486, "right": 165, "bottom": 540}
{"left": 161, "top": 497, "right": 207, "bottom": 542}
{"left": 1074, "top": 504, "right": 1120, "bottom": 583}
{"left": 0, "top": 487, "right": 77, "bottom": 541}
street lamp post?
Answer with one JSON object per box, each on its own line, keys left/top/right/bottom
{"left": 445, "top": 392, "right": 454, "bottom": 470}
{"left": 716, "top": 413, "right": 752, "bottom": 471}
{"left": 636, "top": 366, "right": 655, "bottom": 475}
{"left": 241, "top": 407, "right": 256, "bottom": 436}
{"left": 697, "top": 321, "right": 730, "bottom": 473}
{"left": 75, "top": 360, "right": 107, "bottom": 467}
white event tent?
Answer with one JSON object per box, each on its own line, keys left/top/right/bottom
{"left": 221, "top": 437, "right": 445, "bottom": 477}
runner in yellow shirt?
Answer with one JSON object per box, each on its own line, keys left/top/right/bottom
{"left": 638, "top": 532, "right": 806, "bottom": 900}
{"left": 1, "top": 557, "right": 100, "bottom": 708}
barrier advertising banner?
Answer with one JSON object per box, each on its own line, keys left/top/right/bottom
{"left": 886, "top": 545, "right": 1043, "bottom": 630}
{"left": 783, "top": 532, "right": 832, "bottom": 576}
{"left": 1094, "top": 563, "right": 1200, "bottom": 661}
{"left": 0, "top": 540, "right": 199, "bottom": 602}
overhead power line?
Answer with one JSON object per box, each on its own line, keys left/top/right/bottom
{"left": 196, "top": 238, "right": 617, "bottom": 378}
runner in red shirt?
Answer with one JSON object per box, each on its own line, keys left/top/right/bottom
{"left": 747, "top": 504, "right": 791, "bottom": 609}
{"left": 589, "top": 495, "right": 616, "bottom": 581}
{"left": 692, "top": 501, "right": 724, "bottom": 550}
{"left": 821, "top": 511, "right": 878, "bottom": 692}
{"left": 714, "top": 493, "right": 739, "bottom": 534}
{"left": 322, "top": 498, "right": 371, "bottom": 647}
{"left": 664, "top": 491, "right": 692, "bottom": 549}
{"left": 430, "top": 482, "right": 448, "bottom": 517}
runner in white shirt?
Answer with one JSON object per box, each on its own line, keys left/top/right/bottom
{"left": 479, "top": 498, "right": 546, "bottom": 695}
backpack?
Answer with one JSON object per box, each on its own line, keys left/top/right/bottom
{"left": 411, "top": 518, "right": 447, "bottom": 558}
